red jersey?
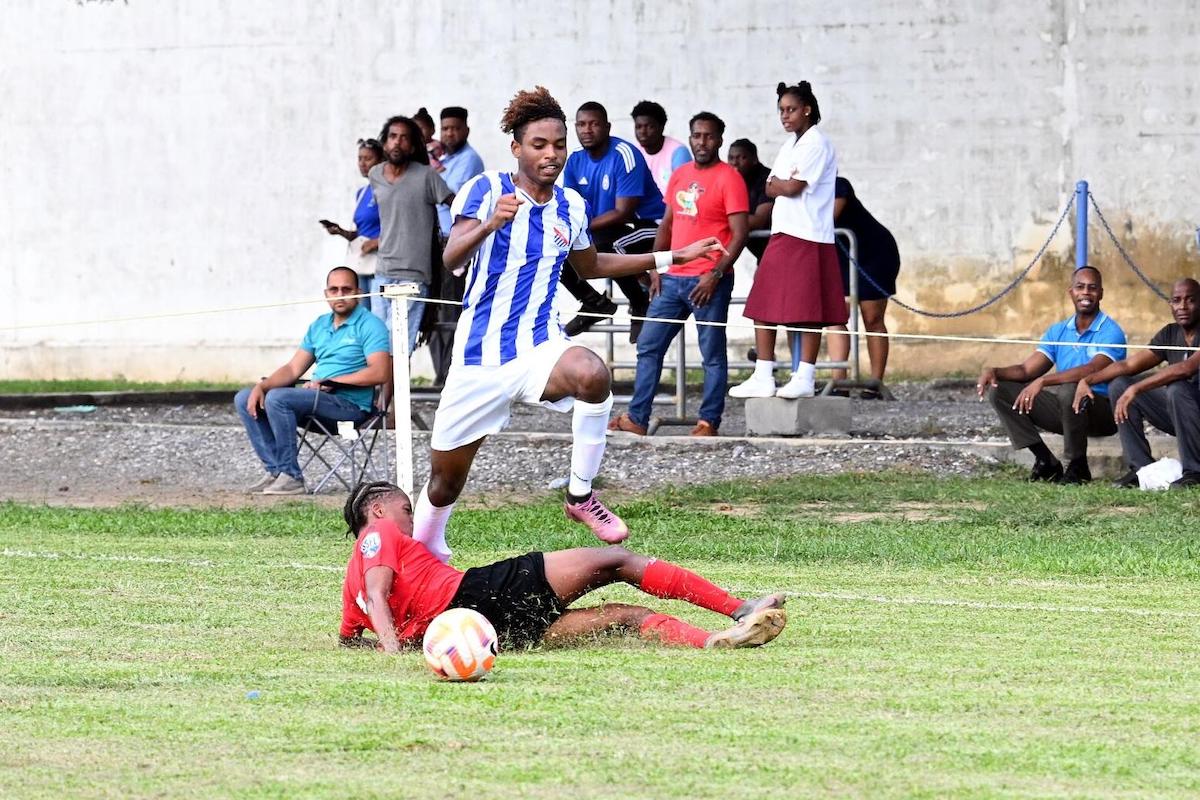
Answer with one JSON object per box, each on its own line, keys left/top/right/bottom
{"left": 339, "top": 519, "right": 465, "bottom": 641}
{"left": 664, "top": 161, "right": 749, "bottom": 276}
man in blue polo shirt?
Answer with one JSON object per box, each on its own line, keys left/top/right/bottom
{"left": 560, "top": 101, "right": 666, "bottom": 341}
{"left": 977, "top": 266, "right": 1126, "bottom": 484}
{"left": 234, "top": 267, "right": 391, "bottom": 495}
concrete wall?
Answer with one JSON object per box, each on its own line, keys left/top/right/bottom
{"left": 2, "top": 0, "right": 1197, "bottom": 381}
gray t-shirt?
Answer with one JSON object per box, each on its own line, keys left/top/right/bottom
{"left": 368, "top": 162, "right": 452, "bottom": 283}
{"left": 1148, "top": 323, "right": 1199, "bottom": 365}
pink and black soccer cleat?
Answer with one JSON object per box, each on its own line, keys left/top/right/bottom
{"left": 564, "top": 492, "right": 629, "bottom": 544}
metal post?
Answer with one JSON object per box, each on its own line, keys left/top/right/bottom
{"left": 384, "top": 282, "right": 419, "bottom": 496}
{"left": 845, "top": 230, "right": 861, "bottom": 381}
{"left": 1075, "top": 180, "right": 1089, "bottom": 269}
{"left": 675, "top": 326, "right": 687, "bottom": 418}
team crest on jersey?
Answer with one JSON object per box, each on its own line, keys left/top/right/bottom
{"left": 553, "top": 223, "right": 571, "bottom": 250}
{"left": 602, "top": 174, "right": 610, "bottom": 191}
{"left": 359, "top": 531, "right": 382, "bottom": 559}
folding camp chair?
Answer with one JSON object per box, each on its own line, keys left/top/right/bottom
{"left": 296, "top": 384, "right": 392, "bottom": 494}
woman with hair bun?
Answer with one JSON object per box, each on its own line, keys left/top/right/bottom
{"left": 729, "top": 81, "right": 846, "bottom": 399}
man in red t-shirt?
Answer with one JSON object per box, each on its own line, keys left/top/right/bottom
{"left": 609, "top": 112, "right": 749, "bottom": 438}
{"left": 338, "top": 482, "right": 786, "bottom": 652}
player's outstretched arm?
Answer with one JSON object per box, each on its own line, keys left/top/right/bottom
{"left": 569, "top": 236, "right": 727, "bottom": 280}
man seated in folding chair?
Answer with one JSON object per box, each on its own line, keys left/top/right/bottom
{"left": 235, "top": 266, "right": 391, "bottom": 495}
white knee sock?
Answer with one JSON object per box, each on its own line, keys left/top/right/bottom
{"left": 412, "top": 483, "right": 454, "bottom": 563}
{"left": 754, "top": 359, "right": 776, "bottom": 379}
{"left": 568, "top": 394, "right": 614, "bottom": 498}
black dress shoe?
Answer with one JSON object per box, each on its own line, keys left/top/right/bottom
{"left": 1028, "top": 457, "right": 1064, "bottom": 482}
{"left": 1169, "top": 471, "right": 1200, "bottom": 490}
{"left": 1057, "top": 458, "right": 1092, "bottom": 485}
{"left": 1112, "top": 469, "right": 1140, "bottom": 489}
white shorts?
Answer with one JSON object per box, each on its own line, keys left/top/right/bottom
{"left": 430, "top": 338, "right": 577, "bottom": 451}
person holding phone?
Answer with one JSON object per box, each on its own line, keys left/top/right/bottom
{"left": 320, "top": 138, "right": 385, "bottom": 312}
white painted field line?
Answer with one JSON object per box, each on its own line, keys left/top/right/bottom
{"left": 786, "top": 590, "right": 1200, "bottom": 620}
{"left": 0, "top": 548, "right": 341, "bottom": 573}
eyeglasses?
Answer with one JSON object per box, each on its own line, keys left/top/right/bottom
{"left": 357, "top": 138, "right": 380, "bottom": 148}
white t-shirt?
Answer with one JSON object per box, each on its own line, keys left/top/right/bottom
{"left": 767, "top": 126, "right": 838, "bottom": 243}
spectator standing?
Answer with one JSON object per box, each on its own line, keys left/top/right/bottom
{"left": 631, "top": 100, "right": 692, "bottom": 196}
{"left": 413, "top": 107, "right": 446, "bottom": 171}
{"left": 561, "top": 101, "right": 665, "bottom": 341}
{"left": 234, "top": 268, "right": 390, "bottom": 495}
{"left": 436, "top": 107, "right": 486, "bottom": 238}
{"left": 728, "top": 138, "right": 773, "bottom": 262}
{"left": 320, "top": 138, "right": 385, "bottom": 313}
{"left": 729, "top": 81, "right": 846, "bottom": 399}
{"left": 824, "top": 176, "right": 901, "bottom": 393}
{"left": 609, "top": 112, "right": 748, "bottom": 437}
{"left": 978, "top": 266, "right": 1126, "bottom": 484}
{"left": 368, "top": 116, "right": 453, "bottom": 353}
{"left": 1073, "top": 278, "right": 1200, "bottom": 489}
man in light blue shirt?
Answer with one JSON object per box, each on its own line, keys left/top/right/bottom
{"left": 436, "top": 107, "right": 486, "bottom": 237}
{"left": 234, "top": 267, "right": 391, "bottom": 495}
{"left": 977, "top": 266, "right": 1126, "bottom": 484}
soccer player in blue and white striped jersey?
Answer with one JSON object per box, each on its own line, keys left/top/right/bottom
{"left": 410, "top": 87, "right": 725, "bottom": 563}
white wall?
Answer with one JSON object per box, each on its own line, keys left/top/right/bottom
{"left": 2, "top": 0, "right": 1197, "bottom": 379}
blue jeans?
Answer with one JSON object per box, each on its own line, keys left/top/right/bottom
{"left": 627, "top": 272, "right": 734, "bottom": 429}
{"left": 234, "top": 387, "right": 368, "bottom": 480}
{"left": 359, "top": 273, "right": 381, "bottom": 315}
{"left": 371, "top": 280, "right": 428, "bottom": 354}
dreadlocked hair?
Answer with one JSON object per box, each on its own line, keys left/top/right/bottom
{"left": 342, "top": 481, "right": 403, "bottom": 537}
{"left": 500, "top": 86, "right": 566, "bottom": 142}
{"left": 776, "top": 80, "right": 822, "bottom": 125}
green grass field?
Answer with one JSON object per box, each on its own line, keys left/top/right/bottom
{"left": 2, "top": 474, "right": 1199, "bottom": 799}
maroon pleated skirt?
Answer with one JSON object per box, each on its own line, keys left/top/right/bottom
{"left": 744, "top": 234, "right": 849, "bottom": 325}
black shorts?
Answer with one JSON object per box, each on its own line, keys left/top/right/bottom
{"left": 448, "top": 552, "right": 566, "bottom": 649}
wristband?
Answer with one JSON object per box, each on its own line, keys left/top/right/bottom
{"left": 653, "top": 251, "right": 673, "bottom": 273}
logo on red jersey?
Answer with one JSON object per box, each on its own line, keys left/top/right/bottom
{"left": 359, "top": 531, "right": 382, "bottom": 559}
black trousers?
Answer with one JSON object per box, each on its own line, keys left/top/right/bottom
{"left": 559, "top": 220, "right": 658, "bottom": 313}
{"left": 989, "top": 380, "right": 1117, "bottom": 462}
{"left": 1109, "top": 374, "right": 1200, "bottom": 473}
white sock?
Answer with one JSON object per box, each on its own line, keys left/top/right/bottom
{"left": 753, "top": 359, "right": 776, "bottom": 380}
{"left": 568, "top": 394, "right": 613, "bottom": 497}
{"left": 794, "top": 361, "right": 816, "bottom": 385}
{"left": 412, "top": 483, "right": 454, "bottom": 563}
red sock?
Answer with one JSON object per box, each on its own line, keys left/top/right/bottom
{"left": 639, "top": 559, "right": 742, "bottom": 617}
{"left": 639, "top": 613, "right": 709, "bottom": 648}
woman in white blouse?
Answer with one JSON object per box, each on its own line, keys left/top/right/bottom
{"left": 730, "top": 81, "right": 847, "bottom": 399}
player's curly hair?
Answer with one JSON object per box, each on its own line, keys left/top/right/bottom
{"left": 776, "top": 80, "right": 822, "bottom": 125}
{"left": 342, "top": 481, "right": 404, "bottom": 536}
{"left": 500, "top": 86, "right": 567, "bottom": 142}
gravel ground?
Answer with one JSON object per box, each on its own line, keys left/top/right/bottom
{"left": 0, "top": 381, "right": 1016, "bottom": 508}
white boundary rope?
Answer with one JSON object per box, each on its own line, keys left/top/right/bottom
{"left": 3, "top": 289, "right": 1194, "bottom": 352}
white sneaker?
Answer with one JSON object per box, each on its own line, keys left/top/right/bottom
{"left": 776, "top": 374, "right": 815, "bottom": 399}
{"left": 247, "top": 473, "right": 279, "bottom": 494}
{"left": 728, "top": 374, "right": 777, "bottom": 398}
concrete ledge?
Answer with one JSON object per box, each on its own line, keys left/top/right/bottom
{"left": 744, "top": 396, "right": 853, "bottom": 436}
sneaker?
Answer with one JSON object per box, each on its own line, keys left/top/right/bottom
{"left": 564, "top": 298, "right": 619, "bottom": 336}
{"left": 731, "top": 592, "right": 787, "bottom": 622}
{"left": 1112, "top": 469, "right": 1140, "bottom": 489}
{"left": 262, "top": 473, "right": 307, "bottom": 495}
{"left": 776, "top": 373, "right": 815, "bottom": 399}
{"left": 564, "top": 491, "right": 629, "bottom": 544}
{"left": 1028, "top": 457, "right": 1064, "bottom": 483}
{"left": 1057, "top": 458, "right": 1092, "bottom": 485}
{"left": 247, "top": 473, "right": 279, "bottom": 493}
{"left": 607, "top": 413, "right": 647, "bottom": 436}
{"left": 705, "top": 608, "right": 787, "bottom": 649}
{"left": 690, "top": 420, "right": 717, "bottom": 437}
{"left": 729, "top": 374, "right": 776, "bottom": 399}
{"left": 1169, "top": 471, "right": 1200, "bottom": 490}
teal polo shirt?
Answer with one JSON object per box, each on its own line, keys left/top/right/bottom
{"left": 1036, "top": 310, "right": 1127, "bottom": 396}
{"left": 300, "top": 305, "right": 390, "bottom": 411}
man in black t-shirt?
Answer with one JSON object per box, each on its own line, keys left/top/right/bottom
{"left": 1073, "top": 278, "right": 1200, "bottom": 489}
{"left": 728, "top": 139, "right": 773, "bottom": 262}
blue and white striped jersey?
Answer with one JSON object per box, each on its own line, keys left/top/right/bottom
{"left": 449, "top": 171, "right": 592, "bottom": 367}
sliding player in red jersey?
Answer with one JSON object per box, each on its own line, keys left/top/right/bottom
{"left": 338, "top": 482, "right": 787, "bottom": 653}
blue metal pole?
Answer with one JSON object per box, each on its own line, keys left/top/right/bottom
{"left": 1075, "top": 180, "right": 1088, "bottom": 269}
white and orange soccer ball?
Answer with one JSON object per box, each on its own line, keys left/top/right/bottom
{"left": 422, "top": 608, "right": 498, "bottom": 682}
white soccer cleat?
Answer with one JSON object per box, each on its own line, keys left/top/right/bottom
{"left": 728, "top": 374, "right": 777, "bottom": 398}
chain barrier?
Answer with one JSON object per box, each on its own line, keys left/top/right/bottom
{"left": 1087, "top": 191, "right": 1171, "bottom": 303}
{"left": 841, "top": 194, "right": 1075, "bottom": 318}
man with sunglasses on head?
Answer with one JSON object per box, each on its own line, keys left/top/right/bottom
{"left": 233, "top": 267, "right": 391, "bottom": 495}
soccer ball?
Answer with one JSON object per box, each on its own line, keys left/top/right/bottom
{"left": 422, "top": 608, "right": 498, "bottom": 682}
